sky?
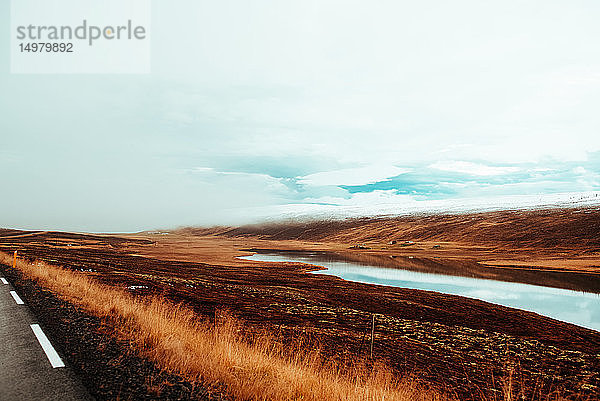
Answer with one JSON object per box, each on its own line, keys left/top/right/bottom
{"left": 1, "top": 0, "right": 600, "bottom": 232}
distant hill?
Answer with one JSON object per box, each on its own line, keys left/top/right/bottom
{"left": 214, "top": 206, "right": 600, "bottom": 252}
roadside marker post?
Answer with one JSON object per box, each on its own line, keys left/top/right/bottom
{"left": 13, "top": 250, "right": 17, "bottom": 269}
{"left": 370, "top": 314, "right": 375, "bottom": 359}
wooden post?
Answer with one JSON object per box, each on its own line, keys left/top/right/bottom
{"left": 370, "top": 314, "right": 375, "bottom": 359}
{"left": 13, "top": 250, "right": 17, "bottom": 269}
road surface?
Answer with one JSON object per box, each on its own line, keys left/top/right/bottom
{"left": 0, "top": 274, "right": 92, "bottom": 400}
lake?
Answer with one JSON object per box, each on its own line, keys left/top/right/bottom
{"left": 240, "top": 251, "right": 600, "bottom": 332}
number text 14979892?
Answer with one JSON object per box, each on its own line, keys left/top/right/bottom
{"left": 19, "top": 42, "right": 73, "bottom": 52}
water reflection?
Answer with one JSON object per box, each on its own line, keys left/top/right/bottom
{"left": 240, "top": 252, "right": 600, "bottom": 332}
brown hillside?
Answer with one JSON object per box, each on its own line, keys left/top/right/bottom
{"left": 221, "top": 207, "right": 600, "bottom": 252}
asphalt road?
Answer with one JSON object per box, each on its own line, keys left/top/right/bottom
{"left": 0, "top": 275, "right": 92, "bottom": 401}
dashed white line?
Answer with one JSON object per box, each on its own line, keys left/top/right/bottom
{"left": 10, "top": 291, "right": 24, "bottom": 305}
{"left": 0, "top": 278, "right": 8, "bottom": 285}
{"left": 30, "top": 324, "right": 65, "bottom": 368}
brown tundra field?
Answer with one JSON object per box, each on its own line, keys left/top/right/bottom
{"left": 1, "top": 207, "right": 599, "bottom": 401}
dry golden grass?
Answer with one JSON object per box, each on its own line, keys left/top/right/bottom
{"left": 0, "top": 252, "right": 448, "bottom": 401}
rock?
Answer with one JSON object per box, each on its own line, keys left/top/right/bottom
{"left": 349, "top": 244, "right": 371, "bottom": 250}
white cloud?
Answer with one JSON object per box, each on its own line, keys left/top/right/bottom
{"left": 430, "top": 161, "right": 519, "bottom": 176}
{"left": 191, "top": 167, "right": 288, "bottom": 190}
{"left": 298, "top": 165, "right": 410, "bottom": 186}
{"left": 235, "top": 191, "right": 600, "bottom": 223}
{"left": 4, "top": 1, "right": 600, "bottom": 231}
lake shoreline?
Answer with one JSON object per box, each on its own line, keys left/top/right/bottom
{"left": 240, "top": 250, "right": 600, "bottom": 332}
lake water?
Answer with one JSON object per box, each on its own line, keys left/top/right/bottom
{"left": 240, "top": 252, "right": 600, "bottom": 332}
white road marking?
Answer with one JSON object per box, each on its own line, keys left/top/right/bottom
{"left": 30, "top": 324, "right": 65, "bottom": 368}
{"left": 0, "top": 278, "right": 8, "bottom": 285}
{"left": 10, "top": 291, "right": 24, "bottom": 305}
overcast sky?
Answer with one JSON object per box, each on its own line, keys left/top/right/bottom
{"left": 2, "top": 0, "right": 600, "bottom": 232}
